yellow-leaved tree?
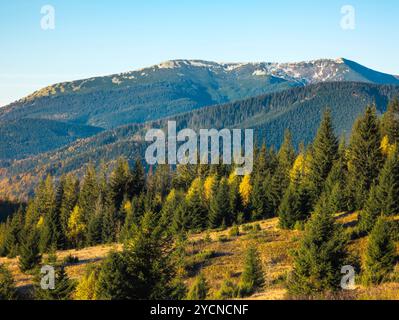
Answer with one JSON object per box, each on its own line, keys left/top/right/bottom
{"left": 203, "top": 175, "right": 217, "bottom": 201}
{"left": 381, "top": 135, "right": 396, "bottom": 157}
{"left": 239, "top": 175, "right": 252, "bottom": 206}
{"left": 67, "top": 205, "right": 86, "bottom": 248}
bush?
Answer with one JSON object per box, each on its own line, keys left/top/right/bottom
{"left": 186, "top": 273, "right": 208, "bottom": 300}
{"left": 0, "top": 264, "right": 16, "bottom": 300}
{"left": 229, "top": 225, "right": 240, "bottom": 237}
{"left": 215, "top": 276, "right": 239, "bottom": 300}
{"left": 63, "top": 254, "right": 79, "bottom": 265}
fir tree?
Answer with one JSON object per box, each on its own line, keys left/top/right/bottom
{"left": 363, "top": 217, "right": 396, "bottom": 285}
{"left": 209, "top": 178, "right": 231, "bottom": 228}
{"left": 78, "top": 164, "right": 99, "bottom": 226}
{"left": 308, "top": 110, "right": 338, "bottom": 200}
{"left": 35, "top": 266, "right": 76, "bottom": 300}
{"left": 87, "top": 196, "right": 104, "bottom": 246}
{"left": 288, "top": 196, "right": 348, "bottom": 296}
{"left": 131, "top": 159, "right": 146, "bottom": 196}
{"left": 37, "top": 176, "right": 58, "bottom": 252}
{"left": 0, "top": 263, "right": 16, "bottom": 300}
{"left": 238, "top": 245, "right": 264, "bottom": 296}
{"left": 187, "top": 273, "right": 208, "bottom": 300}
{"left": 380, "top": 97, "right": 399, "bottom": 145}
{"left": 19, "top": 232, "right": 42, "bottom": 273}
{"left": 347, "top": 106, "right": 383, "bottom": 209}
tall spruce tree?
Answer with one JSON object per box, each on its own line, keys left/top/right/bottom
{"left": 288, "top": 195, "right": 348, "bottom": 296}
{"left": 363, "top": 217, "right": 396, "bottom": 285}
{"left": 347, "top": 106, "right": 383, "bottom": 209}
{"left": 19, "top": 232, "right": 42, "bottom": 273}
{"left": 96, "top": 211, "right": 175, "bottom": 299}
{"left": 381, "top": 97, "right": 399, "bottom": 145}
{"left": 78, "top": 164, "right": 99, "bottom": 227}
{"left": 0, "top": 264, "right": 16, "bottom": 300}
{"left": 308, "top": 110, "right": 338, "bottom": 200}
{"left": 37, "top": 176, "right": 59, "bottom": 252}
{"left": 359, "top": 147, "right": 399, "bottom": 233}
{"left": 209, "top": 178, "right": 231, "bottom": 228}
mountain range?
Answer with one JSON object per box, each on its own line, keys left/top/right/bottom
{"left": 1, "top": 58, "right": 399, "bottom": 198}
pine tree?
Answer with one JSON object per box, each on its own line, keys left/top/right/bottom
{"left": 19, "top": 232, "right": 42, "bottom": 273}
{"left": 363, "top": 217, "right": 396, "bottom": 285}
{"left": 359, "top": 147, "right": 399, "bottom": 233}
{"left": 238, "top": 245, "right": 264, "bottom": 296}
{"left": 347, "top": 106, "right": 383, "bottom": 209}
{"left": 184, "top": 178, "right": 208, "bottom": 230}
{"left": 78, "top": 164, "right": 99, "bottom": 226}
{"left": 0, "top": 263, "right": 16, "bottom": 300}
{"left": 35, "top": 265, "right": 76, "bottom": 300}
{"left": 250, "top": 172, "right": 273, "bottom": 221}
{"left": 131, "top": 159, "right": 146, "bottom": 196}
{"left": 187, "top": 273, "right": 208, "bottom": 300}
{"left": 37, "top": 176, "right": 58, "bottom": 252}
{"left": 278, "top": 178, "right": 312, "bottom": 230}
{"left": 74, "top": 265, "right": 100, "bottom": 300}
{"left": 110, "top": 157, "right": 133, "bottom": 213}
{"left": 209, "top": 178, "right": 231, "bottom": 228}
{"left": 96, "top": 211, "right": 175, "bottom": 299}
{"left": 381, "top": 97, "right": 399, "bottom": 145}
{"left": 228, "top": 173, "right": 243, "bottom": 223}
{"left": 87, "top": 196, "right": 104, "bottom": 246}
{"left": 57, "top": 174, "right": 79, "bottom": 249}
{"left": 67, "top": 205, "right": 86, "bottom": 248}
{"left": 308, "top": 110, "right": 338, "bottom": 200}
{"left": 269, "top": 131, "right": 295, "bottom": 214}
{"left": 288, "top": 196, "right": 348, "bottom": 296}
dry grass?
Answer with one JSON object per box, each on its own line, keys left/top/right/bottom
{"left": 1, "top": 213, "right": 398, "bottom": 300}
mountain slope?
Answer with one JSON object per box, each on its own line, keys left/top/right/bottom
{"left": 1, "top": 58, "right": 398, "bottom": 130}
{"left": 0, "top": 119, "right": 103, "bottom": 160}
{"left": 0, "top": 58, "right": 398, "bottom": 162}
{"left": 2, "top": 82, "right": 399, "bottom": 199}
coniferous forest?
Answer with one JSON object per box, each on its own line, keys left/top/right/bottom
{"left": 1, "top": 99, "right": 399, "bottom": 300}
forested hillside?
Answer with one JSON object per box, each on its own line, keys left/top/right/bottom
{"left": 1, "top": 82, "right": 399, "bottom": 199}
{"left": 1, "top": 101, "right": 399, "bottom": 300}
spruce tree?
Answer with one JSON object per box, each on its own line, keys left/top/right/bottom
{"left": 380, "top": 97, "right": 399, "bottom": 145}
{"left": 238, "top": 245, "right": 264, "bottom": 296}
{"left": 278, "top": 179, "right": 312, "bottom": 230}
{"left": 250, "top": 172, "right": 273, "bottom": 220}
{"left": 359, "top": 147, "right": 399, "bottom": 233}
{"left": 87, "top": 196, "right": 104, "bottom": 246}
{"left": 363, "top": 217, "right": 396, "bottom": 285}
{"left": 58, "top": 174, "right": 79, "bottom": 248}
{"left": 0, "top": 263, "right": 16, "bottom": 300}
{"left": 35, "top": 265, "right": 76, "bottom": 300}
{"left": 78, "top": 164, "right": 99, "bottom": 227}
{"left": 308, "top": 110, "right": 338, "bottom": 200}
{"left": 19, "top": 232, "right": 42, "bottom": 273}
{"left": 96, "top": 211, "right": 175, "bottom": 299}
{"left": 288, "top": 196, "right": 348, "bottom": 296}
{"left": 131, "top": 159, "right": 146, "bottom": 196}
{"left": 185, "top": 178, "right": 208, "bottom": 230}
{"left": 110, "top": 157, "right": 133, "bottom": 213}
{"left": 187, "top": 273, "right": 208, "bottom": 300}
{"left": 209, "top": 178, "right": 231, "bottom": 228}
{"left": 38, "top": 176, "right": 59, "bottom": 252}
{"left": 347, "top": 106, "right": 383, "bottom": 209}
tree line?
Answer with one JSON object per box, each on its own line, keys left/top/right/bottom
{"left": 0, "top": 98, "right": 399, "bottom": 299}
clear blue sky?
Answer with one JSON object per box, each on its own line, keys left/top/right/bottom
{"left": 0, "top": 0, "right": 398, "bottom": 106}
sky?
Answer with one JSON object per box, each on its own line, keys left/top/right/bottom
{"left": 0, "top": 0, "right": 398, "bottom": 106}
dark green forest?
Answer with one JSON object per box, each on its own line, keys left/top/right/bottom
{"left": 1, "top": 98, "right": 399, "bottom": 300}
